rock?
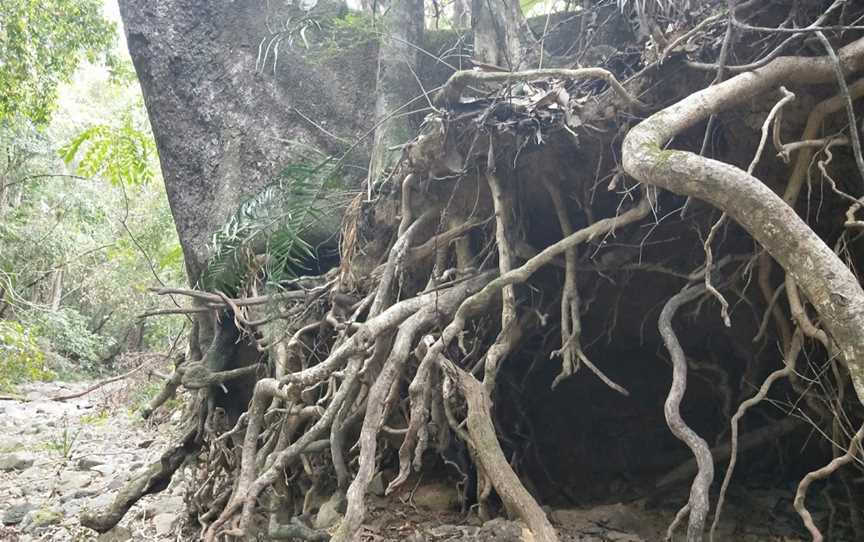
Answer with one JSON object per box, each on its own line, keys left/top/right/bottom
{"left": 87, "top": 492, "right": 116, "bottom": 511}
{"left": 145, "top": 495, "right": 185, "bottom": 519}
{"left": 97, "top": 526, "right": 133, "bottom": 542}
{"left": 77, "top": 457, "right": 104, "bottom": 470}
{"left": 0, "top": 452, "right": 35, "bottom": 472}
{"left": 21, "top": 507, "right": 63, "bottom": 531}
{"left": 3, "top": 502, "right": 36, "bottom": 525}
{"left": 369, "top": 471, "right": 386, "bottom": 496}
{"left": 92, "top": 464, "right": 115, "bottom": 477}
{"left": 154, "top": 512, "right": 179, "bottom": 536}
{"left": 58, "top": 470, "right": 93, "bottom": 493}
{"left": 138, "top": 439, "right": 154, "bottom": 449}
{"left": 314, "top": 493, "right": 345, "bottom": 530}
{"left": 0, "top": 437, "right": 24, "bottom": 453}
{"left": 412, "top": 481, "right": 460, "bottom": 511}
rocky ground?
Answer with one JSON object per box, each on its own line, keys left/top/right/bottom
{"left": 0, "top": 379, "right": 818, "bottom": 541}
{"left": 0, "top": 379, "right": 186, "bottom": 542}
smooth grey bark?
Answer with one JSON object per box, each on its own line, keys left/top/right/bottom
{"left": 118, "top": 0, "right": 378, "bottom": 286}
{"left": 471, "top": 0, "right": 538, "bottom": 69}
{"left": 367, "top": 0, "right": 425, "bottom": 189}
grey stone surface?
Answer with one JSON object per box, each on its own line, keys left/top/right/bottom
{"left": 0, "top": 453, "right": 34, "bottom": 472}
{"left": 3, "top": 502, "right": 36, "bottom": 525}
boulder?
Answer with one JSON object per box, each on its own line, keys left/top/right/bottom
{"left": 314, "top": 493, "right": 345, "bottom": 530}
{"left": 2, "top": 502, "right": 36, "bottom": 525}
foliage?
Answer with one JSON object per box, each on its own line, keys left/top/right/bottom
{"left": 0, "top": 0, "right": 115, "bottom": 124}
{"left": 200, "top": 156, "right": 343, "bottom": 293}
{"left": 0, "top": 36, "right": 184, "bottom": 382}
{"left": 24, "top": 308, "right": 109, "bottom": 367}
{"left": 0, "top": 320, "right": 53, "bottom": 391}
{"left": 60, "top": 117, "right": 157, "bottom": 186}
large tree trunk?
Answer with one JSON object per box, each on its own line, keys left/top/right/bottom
{"left": 118, "top": 0, "right": 379, "bottom": 286}
{"left": 366, "top": 0, "right": 425, "bottom": 191}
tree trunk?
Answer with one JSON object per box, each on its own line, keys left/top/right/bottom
{"left": 50, "top": 268, "right": 63, "bottom": 311}
{"left": 471, "top": 0, "right": 538, "bottom": 69}
{"left": 366, "top": 0, "right": 425, "bottom": 192}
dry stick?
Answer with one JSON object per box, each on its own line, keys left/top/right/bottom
{"left": 794, "top": 422, "right": 864, "bottom": 542}
{"left": 437, "top": 353, "right": 560, "bottom": 542}
{"left": 622, "top": 36, "right": 864, "bottom": 403}
{"left": 709, "top": 330, "right": 804, "bottom": 541}
{"left": 334, "top": 277, "right": 491, "bottom": 542}
{"left": 659, "top": 284, "right": 715, "bottom": 542}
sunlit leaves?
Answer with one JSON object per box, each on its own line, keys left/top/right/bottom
{"left": 0, "top": 0, "right": 115, "bottom": 125}
{"left": 59, "top": 118, "right": 157, "bottom": 186}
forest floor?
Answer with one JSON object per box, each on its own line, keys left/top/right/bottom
{"left": 0, "top": 380, "right": 814, "bottom": 541}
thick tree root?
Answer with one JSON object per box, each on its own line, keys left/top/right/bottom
{"left": 439, "top": 353, "right": 559, "bottom": 542}
{"left": 80, "top": 428, "right": 199, "bottom": 533}
{"left": 623, "top": 36, "right": 864, "bottom": 402}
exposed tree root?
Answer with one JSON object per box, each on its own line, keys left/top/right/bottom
{"left": 658, "top": 284, "right": 715, "bottom": 542}
{"left": 794, "top": 423, "right": 864, "bottom": 542}
{"left": 80, "top": 428, "right": 200, "bottom": 533}
{"left": 438, "top": 353, "right": 559, "bottom": 542}
{"left": 623, "top": 36, "right": 864, "bottom": 403}
{"left": 710, "top": 330, "right": 804, "bottom": 541}
{"left": 89, "top": 18, "right": 864, "bottom": 540}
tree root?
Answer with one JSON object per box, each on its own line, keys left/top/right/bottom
{"left": 438, "top": 353, "right": 559, "bottom": 542}
{"left": 709, "top": 330, "right": 803, "bottom": 541}
{"left": 623, "top": 36, "right": 864, "bottom": 404}
{"left": 80, "top": 427, "right": 199, "bottom": 533}
{"left": 794, "top": 423, "right": 864, "bottom": 542}
{"left": 658, "top": 284, "right": 715, "bottom": 542}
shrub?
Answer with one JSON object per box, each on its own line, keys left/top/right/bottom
{"left": 0, "top": 321, "right": 53, "bottom": 391}
{"left": 24, "top": 308, "right": 111, "bottom": 369}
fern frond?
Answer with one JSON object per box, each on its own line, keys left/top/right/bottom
{"left": 199, "top": 152, "right": 345, "bottom": 294}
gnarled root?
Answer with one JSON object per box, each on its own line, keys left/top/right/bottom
{"left": 794, "top": 423, "right": 864, "bottom": 542}
{"left": 658, "top": 284, "right": 715, "bottom": 542}
{"left": 80, "top": 428, "right": 199, "bottom": 533}
{"left": 438, "top": 353, "right": 559, "bottom": 542}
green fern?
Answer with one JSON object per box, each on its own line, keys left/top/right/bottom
{"left": 200, "top": 155, "right": 344, "bottom": 294}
